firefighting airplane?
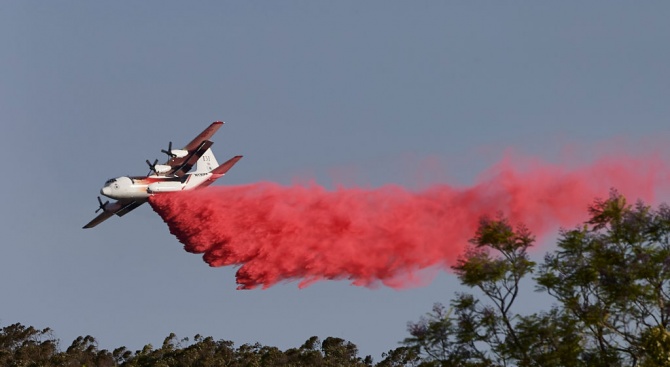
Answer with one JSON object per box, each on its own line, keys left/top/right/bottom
{"left": 83, "top": 121, "right": 242, "bottom": 229}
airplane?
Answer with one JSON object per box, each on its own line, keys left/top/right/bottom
{"left": 83, "top": 121, "right": 242, "bottom": 229}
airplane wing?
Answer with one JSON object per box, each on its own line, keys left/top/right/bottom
{"left": 83, "top": 200, "right": 145, "bottom": 229}
{"left": 83, "top": 210, "right": 115, "bottom": 229}
{"left": 182, "top": 121, "right": 224, "bottom": 151}
{"left": 164, "top": 121, "right": 224, "bottom": 177}
{"left": 166, "top": 140, "right": 213, "bottom": 177}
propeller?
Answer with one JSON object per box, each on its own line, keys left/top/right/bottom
{"left": 146, "top": 158, "right": 159, "bottom": 176}
{"left": 95, "top": 196, "right": 109, "bottom": 213}
{"left": 161, "top": 141, "right": 176, "bottom": 158}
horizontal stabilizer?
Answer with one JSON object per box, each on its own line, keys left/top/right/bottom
{"left": 211, "top": 155, "right": 243, "bottom": 175}
{"left": 197, "top": 155, "right": 243, "bottom": 188}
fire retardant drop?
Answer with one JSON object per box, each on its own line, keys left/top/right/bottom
{"left": 149, "top": 154, "right": 669, "bottom": 289}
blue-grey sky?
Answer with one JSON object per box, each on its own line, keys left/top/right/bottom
{"left": 1, "top": 2, "right": 669, "bottom": 361}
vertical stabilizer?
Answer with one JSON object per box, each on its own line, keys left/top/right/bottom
{"left": 194, "top": 148, "right": 219, "bottom": 173}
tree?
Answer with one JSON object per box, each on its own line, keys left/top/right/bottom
{"left": 321, "top": 336, "right": 371, "bottom": 367}
{"left": 0, "top": 323, "right": 59, "bottom": 367}
{"left": 453, "top": 216, "right": 536, "bottom": 364}
{"left": 404, "top": 215, "right": 539, "bottom": 366}
{"left": 284, "top": 336, "right": 324, "bottom": 366}
{"left": 537, "top": 190, "right": 670, "bottom": 366}
{"left": 120, "top": 333, "right": 236, "bottom": 367}
{"left": 376, "top": 346, "right": 421, "bottom": 367}
{"left": 62, "top": 335, "right": 115, "bottom": 367}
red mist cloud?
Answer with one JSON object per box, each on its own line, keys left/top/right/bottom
{"left": 149, "top": 153, "right": 669, "bottom": 289}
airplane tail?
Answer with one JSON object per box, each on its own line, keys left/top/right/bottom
{"left": 194, "top": 148, "right": 219, "bottom": 173}
{"left": 186, "top": 150, "right": 243, "bottom": 189}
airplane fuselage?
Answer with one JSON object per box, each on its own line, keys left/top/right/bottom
{"left": 100, "top": 173, "right": 210, "bottom": 200}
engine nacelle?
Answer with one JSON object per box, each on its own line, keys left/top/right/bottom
{"left": 147, "top": 181, "right": 183, "bottom": 194}
{"left": 153, "top": 164, "right": 172, "bottom": 174}
{"left": 171, "top": 149, "right": 188, "bottom": 158}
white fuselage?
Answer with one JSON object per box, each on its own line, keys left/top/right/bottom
{"left": 100, "top": 173, "right": 211, "bottom": 200}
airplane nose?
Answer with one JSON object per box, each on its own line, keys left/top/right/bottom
{"left": 101, "top": 187, "right": 111, "bottom": 196}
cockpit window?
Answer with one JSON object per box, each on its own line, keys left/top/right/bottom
{"left": 105, "top": 178, "right": 117, "bottom": 185}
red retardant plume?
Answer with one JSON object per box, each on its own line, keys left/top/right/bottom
{"left": 149, "top": 154, "right": 669, "bottom": 289}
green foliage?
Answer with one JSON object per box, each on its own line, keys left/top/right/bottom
{"left": 512, "top": 308, "right": 583, "bottom": 367}
{"left": 639, "top": 326, "right": 670, "bottom": 367}
{"left": 377, "top": 346, "right": 421, "bottom": 367}
{"left": 404, "top": 215, "right": 539, "bottom": 366}
{"left": 537, "top": 190, "right": 670, "bottom": 366}
{"left": 0, "top": 325, "right": 374, "bottom": 367}
{"left": 0, "top": 323, "right": 59, "bottom": 367}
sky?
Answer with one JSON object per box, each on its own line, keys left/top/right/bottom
{"left": 1, "top": 1, "right": 670, "bottom": 361}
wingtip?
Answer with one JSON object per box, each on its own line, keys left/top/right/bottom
{"left": 213, "top": 121, "right": 224, "bottom": 125}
